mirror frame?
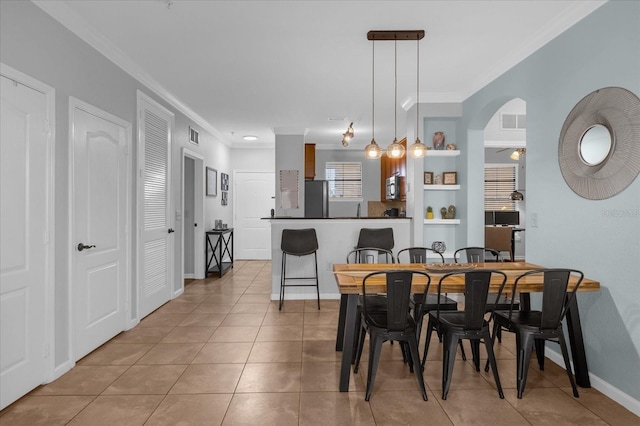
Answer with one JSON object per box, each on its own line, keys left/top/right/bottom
{"left": 558, "top": 87, "right": 640, "bottom": 200}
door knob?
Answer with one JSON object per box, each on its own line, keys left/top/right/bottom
{"left": 168, "top": 228, "right": 175, "bottom": 233}
{"left": 77, "top": 243, "right": 96, "bottom": 252}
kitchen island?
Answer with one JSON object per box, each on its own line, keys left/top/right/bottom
{"left": 266, "top": 217, "right": 412, "bottom": 301}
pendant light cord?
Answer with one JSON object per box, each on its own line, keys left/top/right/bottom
{"left": 372, "top": 40, "right": 375, "bottom": 140}
{"left": 394, "top": 39, "right": 397, "bottom": 140}
{"left": 416, "top": 38, "right": 419, "bottom": 137}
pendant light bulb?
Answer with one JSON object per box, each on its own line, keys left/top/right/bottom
{"left": 409, "top": 138, "right": 427, "bottom": 158}
{"left": 387, "top": 138, "right": 405, "bottom": 159}
{"left": 365, "top": 138, "right": 383, "bottom": 159}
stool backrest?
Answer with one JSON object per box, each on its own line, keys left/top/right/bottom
{"left": 281, "top": 228, "right": 318, "bottom": 256}
{"left": 356, "top": 228, "right": 394, "bottom": 251}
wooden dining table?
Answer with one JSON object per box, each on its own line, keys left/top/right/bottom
{"left": 333, "top": 262, "right": 600, "bottom": 392}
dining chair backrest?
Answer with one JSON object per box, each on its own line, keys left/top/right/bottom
{"left": 508, "top": 269, "right": 584, "bottom": 331}
{"left": 362, "top": 270, "right": 430, "bottom": 331}
{"left": 346, "top": 247, "right": 395, "bottom": 264}
{"left": 454, "top": 247, "right": 502, "bottom": 263}
{"left": 281, "top": 228, "right": 318, "bottom": 256}
{"left": 397, "top": 247, "right": 445, "bottom": 264}
{"left": 356, "top": 228, "right": 394, "bottom": 251}
{"left": 436, "top": 270, "right": 508, "bottom": 330}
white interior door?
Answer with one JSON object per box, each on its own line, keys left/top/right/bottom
{"left": 0, "top": 70, "right": 53, "bottom": 409}
{"left": 138, "top": 92, "right": 173, "bottom": 319}
{"left": 234, "top": 171, "right": 275, "bottom": 259}
{"left": 182, "top": 148, "right": 204, "bottom": 280}
{"left": 71, "top": 98, "right": 130, "bottom": 360}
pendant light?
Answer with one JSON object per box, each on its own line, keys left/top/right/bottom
{"left": 364, "top": 40, "right": 383, "bottom": 159}
{"left": 408, "top": 37, "right": 427, "bottom": 158}
{"left": 386, "top": 40, "right": 405, "bottom": 159}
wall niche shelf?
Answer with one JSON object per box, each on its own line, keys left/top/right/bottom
{"left": 424, "top": 184, "right": 460, "bottom": 190}
{"left": 424, "top": 219, "right": 460, "bottom": 225}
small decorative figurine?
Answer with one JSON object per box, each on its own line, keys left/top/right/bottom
{"left": 445, "top": 205, "right": 456, "bottom": 219}
{"left": 446, "top": 143, "right": 457, "bottom": 150}
{"left": 426, "top": 206, "right": 434, "bottom": 219}
{"left": 440, "top": 207, "right": 447, "bottom": 219}
{"left": 435, "top": 174, "right": 442, "bottom": 185}
{"left": 431, "top": 241, "right": 446, "bottom": 254}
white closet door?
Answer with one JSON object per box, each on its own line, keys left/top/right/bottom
{"left": 0, "top": 72, "right": 51, "bottom": 410}
{"left": 138, "top": 92, "right": 173, "bottom": 319}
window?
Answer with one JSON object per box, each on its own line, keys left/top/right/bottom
{"left": 484, "top": 164, "right": 517, "bottom": 211}
{"left": 325, "top": 162, "right": 362, "bottom": 200}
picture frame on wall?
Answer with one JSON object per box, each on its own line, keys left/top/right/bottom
{"left": 443, "top": 171, "right": 458, "bottom": 185}
{"left": 424, "top": 171, "right": 434, "bottom": 185}
{"left": 221, "top": 191, "right": 228, "bottom": 206}
{"left": 206, "top": 167, "right": 217, "bottom": 196}
{"left": 220, "top": 173, "right": 229, "bottom": 191}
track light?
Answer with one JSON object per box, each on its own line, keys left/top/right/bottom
{"left": 341, "top": 122, "right": 354, "bottom": 147}
{"left": 510, "top": 148, "right": 526, "bottom": 160}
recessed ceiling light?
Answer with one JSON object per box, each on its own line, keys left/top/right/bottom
{"left": 243, "top": 135, "right": 258, "bottom": 141}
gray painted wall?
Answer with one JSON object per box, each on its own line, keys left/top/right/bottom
{"left": 0, "top": 0, "right": 232, "bottom": 370}
{"left": 459, "top": 1, "right": 640, "bottom": 401}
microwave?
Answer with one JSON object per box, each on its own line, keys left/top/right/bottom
{"left": 385, "top": 176, "right": 400, "bottom": 201}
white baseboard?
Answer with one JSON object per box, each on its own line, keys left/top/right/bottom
{"left": 545, "top": 348, "right": 640, "bottom": 417}
{"left": 183, "top": 273, "right": 195, "bottom": 279}
{"left": 52, "top": 360, "right": 74, "bottom": 382}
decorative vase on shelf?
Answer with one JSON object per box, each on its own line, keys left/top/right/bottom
{"left": 431, "top": 241, "right": 446, "bottom": 254}
{"left": 433, "top": 131, "right": 445, "bottom": 150}
{"left": 434, "top": 174, "right": 442, "bottom": 185}
{"left": 445, "top": 205, "right": 456, "bottom": 219}
{"left": 426, "top": 206, "right": 434, "bottom": 219}
{"left": 440, "top": 207, "right": 447, "bottom": 219}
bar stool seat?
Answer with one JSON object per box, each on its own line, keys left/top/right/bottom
{"left": 279, "top": 228, "right": 320, "bottom": 311}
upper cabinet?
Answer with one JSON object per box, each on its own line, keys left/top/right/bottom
{"left": 304, "top": 143, "right": 316, "bottom": 180}
{"left": 380, "top": 138, "right": 407, "bottom": 201}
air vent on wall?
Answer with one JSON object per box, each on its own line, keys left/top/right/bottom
{"left": 501, "top": 113, "right": 526, "bottom": 130}
{"left": 189, "top": 126, "right": 199, "bottom": 145}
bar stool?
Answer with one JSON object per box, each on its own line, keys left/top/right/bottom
{"left": 279, "top": 228, "right": 320, "bottom": 311}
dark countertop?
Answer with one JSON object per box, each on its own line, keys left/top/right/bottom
{"left": 262, "top": 217, "right": 412, "bottom": 220}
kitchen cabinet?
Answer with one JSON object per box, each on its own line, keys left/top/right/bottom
{"left": 304, "top": 143, "right": 316, "bottom": 180}
{"left": 380, "top": 138, "right": 406, "bottom": 201}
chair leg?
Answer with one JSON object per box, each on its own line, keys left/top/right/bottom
{"left": 483, "top": 334, "right": 504, "bottom": 399}
{"left": 471, "top": 340, "right": 481, "bottom": 371}
{"left": 353, "top": 322, "right": 367, "bottom": 373}
{"left": 459, "top": 340, "right": 467, "bottom": 361}
{"left": 421, "top": 317, "right": 435, "bottom": 368}
{"left": 408, "top": 336, "right": 428, "bottom": 401}
{"left": 442, "top": 333, "right": 459, "bottom": 400}
{"left": 413, "top": 304, "right": 424, "bottom": 343}
{"left": 485, "top": 318, "right": 501, "bottom": 373}
{"left": 365, "top": 333, "right": 384, "bottom": 401}
{"left": 313, "top": 252, "right": 320, "bottom": 310}
{"left": 534, "top": 338, "right": 545, "bottom": 370}
{"left": 558, "top": 333, "right": 579, "bottom": 397}
{"left": 351, "top": 311, "right": 362, "bottom": 364}
{"left": 516, "top": 332, "right": 536, "bottom": 399}
{"left": 279, "top": 254, "right": 286, "bottom": 310}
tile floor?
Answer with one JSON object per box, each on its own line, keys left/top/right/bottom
{"left": 1, "top": 260, "right": 637, "bottom": 425}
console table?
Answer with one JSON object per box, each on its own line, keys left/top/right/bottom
{"left": 205, "top": 228, "right": 234, "bottom": 277}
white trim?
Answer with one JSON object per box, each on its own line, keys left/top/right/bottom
{"left": 68, "top": 96, "right": 132, "bottom": 361}
{"left": 32, "top": 0, "right": 230, "bottom": 148}
{"left": 181, "top": 147, "right": 205, "bottom": 282}
{"left": 545, "top": 349, "right": 640, "bottom": 417}
{"left": 0, "top": 63, "right": 57, "bottom": 384}
{"left": 484, "top": 140, "right": 527, "bottom": 149}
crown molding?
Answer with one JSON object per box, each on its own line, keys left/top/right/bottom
{"left": 32, "top": 0, "right": 231, "bottom": 147}
{"left": 272, "top": 127, "right": 309, "bottom": 136}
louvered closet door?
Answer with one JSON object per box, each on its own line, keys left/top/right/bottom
{"left": 138, "top": 93, "right": 173, "bottom": 319}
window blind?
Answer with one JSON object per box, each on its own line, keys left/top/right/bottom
{"left": 484, "top": 165, "right": 516, "bottom": 210}
{"left": 325, "top": 162, "right": 362, "bottom": 199}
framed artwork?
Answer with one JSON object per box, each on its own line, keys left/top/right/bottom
{"left": 221, "top": 191, "right": 228, "bottom": 206}
{"left": 424, "top": 171, "right": 434, "bottom": 185}
{"left": 189, "top": 126, "right": 199, "bottom": 145}
{"left": 206, "top": 167, "right": 217, "bottom": 196}
{"left": 443, "top": 171, "right": 458, "bottom": 185}
{"left": 220, "top": 173, "right": 229, "bottom": 191}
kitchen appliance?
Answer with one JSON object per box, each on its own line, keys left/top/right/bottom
{"left": 385, "top": 175, "right": 400, "bottom": 201}
{"left": 384, "top": 208, "right": 399, "bottom": 217}
{"left": 305, "top": 180, "right": 330, "bottom": 218}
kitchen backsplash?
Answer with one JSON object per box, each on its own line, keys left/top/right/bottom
{"left": 368, "top": 201, "right": 406, "bottom": 217}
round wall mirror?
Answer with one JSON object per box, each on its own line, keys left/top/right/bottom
{"left": 579, "top": 124, "right": 612, "bottom": 165}
{"left": 558, "top": 87, "right": 640, "bottom": 200}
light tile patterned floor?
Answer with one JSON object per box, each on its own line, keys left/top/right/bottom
{"left": 1, "top": 260, "right": 637, "bottom": 425}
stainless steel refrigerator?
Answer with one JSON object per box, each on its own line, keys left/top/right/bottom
{"left": 305, "top": 180, "right": 329, "bottom": 218}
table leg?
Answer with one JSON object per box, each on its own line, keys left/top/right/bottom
{"left": 336, "top": 294, "right": 348, "bottom": 351}
{"left": 339, "top": 294, "right": 358, "bottom": 392}
{"left": 565, "top": 295, "right": 591, "bottom": 387}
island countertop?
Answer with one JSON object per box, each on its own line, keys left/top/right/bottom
{"left": 263, "top": 216, "right": 412, "bottom": 220}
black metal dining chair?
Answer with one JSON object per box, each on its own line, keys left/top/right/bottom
{"left": 353, "top": 270, "right": 430, "bottom": 401}
{"left": 487, "top": 269, "right": 584, "bottom": 399}
{"left": 454, "top": 247, "right": 519, "bottom": 343}
{"left": 422, "top": 269, "right": 507, "bottom": 400}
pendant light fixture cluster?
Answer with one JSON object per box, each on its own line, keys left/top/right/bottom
{"left": 364, "top": 30, "right": 426, "bottom": 160}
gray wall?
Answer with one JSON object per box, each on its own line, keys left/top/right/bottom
{"left": 459, "top": 1, "right": 640, "bottom": 401}
{"left": 0, "top": 0, "right": 232, "bottom": 370}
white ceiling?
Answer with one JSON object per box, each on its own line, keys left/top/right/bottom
{"left": 35, "top": 0, "right": 605, "bottom": 149}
